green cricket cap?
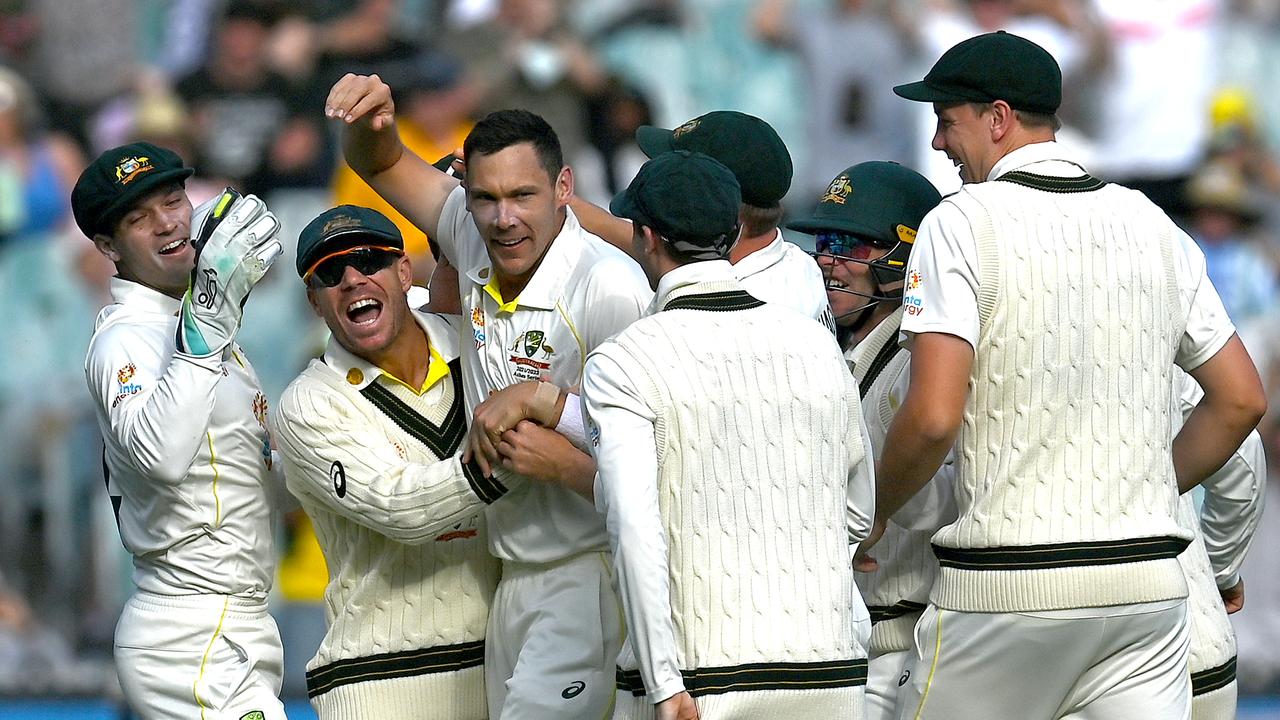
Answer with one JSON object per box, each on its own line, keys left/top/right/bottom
{"left": 610, "top": 150, "right": 741, "bottom": 261}
{"left": 297, "top": 205, "right": 404, "bottom": 278}
{"left": 71, "top": 142, "right": 195, "bottom": 238}
{"left": 635, "top": 110, "right": 792, "bottom": 207}
{"left": 788, "top": 161, "right": 942, "bottom": 245}
{"left": 893, "top": 31, "right": 1061, "bottom": 115}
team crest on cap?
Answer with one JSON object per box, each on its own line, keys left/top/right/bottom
{"left": 673, "top": 119, "right": 700, "bottom": 138}
{"left": 323, "top": 215, "right": 360, "bottom": 235}
{"left": 821, "top": 176, "right": 852, "bottom": 205}
{"left": 115, "top": 156, "right": 155, "bottom": 186}
{"left": 896, "top": 224, "right": 917, "bottom": 244}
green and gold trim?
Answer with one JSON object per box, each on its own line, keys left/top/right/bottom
{"left": 616, "top": 659, "right": 867, "bottom": 698}
{"left": 932, "top": 536, "right": 1189, "bottom": 572}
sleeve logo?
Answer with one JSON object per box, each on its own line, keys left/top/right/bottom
{"left": 330, "top": 460, "right": 347, "bottom": 498}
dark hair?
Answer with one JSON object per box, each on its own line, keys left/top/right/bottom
{"left": 740, "top": 203, "right": 784, "bottom": 238}
{"left": 464, "top": 109, "right": 564, "bottom": 182}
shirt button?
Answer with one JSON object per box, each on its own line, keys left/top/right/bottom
{"left": 347, "top": 368, "right": 364, "bottom": 385}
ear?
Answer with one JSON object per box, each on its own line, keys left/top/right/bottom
{"left": 641, "top": 225, "right": 662, "bottom": 257}
{"left": 555, "top": 165, "right": 573, "bottom": 207}
{"left": 989, "top": 100, "right": 1016, "bottom": 142}
{"left": 92, "top": 233, "right": 121, "bottom": 263}
{"left": 397, "top": 253, "right": 413, "bottom": 292}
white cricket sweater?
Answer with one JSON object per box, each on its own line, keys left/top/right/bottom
{"left": 585, "top": 262, "right": 875, "bottom": 703}
{"left": 850, "top": 307, "right": 954, "bottom": 655}
{"left": 274, "top": 312, "right": 506, "bottom": 716}
{"left": 931, "top": 174, "right": 1193, "bottom": 613}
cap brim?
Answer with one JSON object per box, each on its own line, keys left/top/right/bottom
{"left": 99, "top": 166, "right": 195, "bottom": 232}
{"left": 787, "top": 216, "right": 880, "bottom": 238}
{"left": 635, "top": 125, "right": 675, "bottom": 159}
{"left": 892, "top": 80, "right": 979, "bottom": 105}
{"left": 609, "top": 186, "right": 650, "bottom": 229}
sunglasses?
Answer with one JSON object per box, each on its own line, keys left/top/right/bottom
{"left": 814, "top": 231, "right": 895, "bottom": 259}
{"left": 305, "top": 246, "right": 403, "bottom": 288}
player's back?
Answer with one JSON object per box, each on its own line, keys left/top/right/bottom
{"left": 607, "top": 292, "right": 864, "bottom": 670}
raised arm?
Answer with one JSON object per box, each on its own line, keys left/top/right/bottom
{"left": 328, "top": 73, "right": 460, "bottom": 244}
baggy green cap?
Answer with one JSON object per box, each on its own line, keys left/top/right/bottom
{"left": 610, "top": 151, "right": 741, "bottom": 261}
{"left": 71, "top": 142, "right": 195, "bottom": 238}
{"left": 635, "top": 110, "right": 792, "bottom": 207}
{"left": 893, "top": 31, "right": 1062, "bottom": 115}
{"left": 297, "top": 205, "right": 404, "bottom": 278}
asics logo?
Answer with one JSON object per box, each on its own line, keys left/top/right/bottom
{"left": 561, "top": 680, "right": 586, "bottom": 699}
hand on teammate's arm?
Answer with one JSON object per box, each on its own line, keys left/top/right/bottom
{"left": 464, "top": 381, "right": 568, "bottom": 475}
{"left": 495, "top": 421, "right": 597, "bottom": 498}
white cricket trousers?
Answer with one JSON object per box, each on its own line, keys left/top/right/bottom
{"left": 115, "top": 591, "right": 285, "bottom": 720}
{"left": 486, "top": 551, "right": 624, "bottom": 719}
{"left": 866, "top": 650, "right": 911, "bottom": 720}
{"left": 895, "top": 600, "right": 1191, "bottom": 720}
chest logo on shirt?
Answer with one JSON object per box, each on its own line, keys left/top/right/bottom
{"left": 471, "top": 307, "right": 487, "bottom": 350}
{"left": 330, "top": 461, "right": 347, "bottom": 498}
{"left": 508, "top": 330, "right": 554, "bottom": 381}
{"left": 111, "top": 363, "right": 144, "bottom": 408}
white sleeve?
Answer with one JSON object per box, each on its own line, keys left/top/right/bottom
{"left": 1172, "top": 228, "right": 1236, "bottom": 370}
{"left": 847, "top": 372, "right": 875, "bottom": 551}
{"left": 434, "top": 185, "right": 470, "bottom": 268}
{"left": 273, "top": 378, "right": 515, "bottom": 544}
{"left": 85, "top": 322, "right": 224, "bottom": 484}
{"left": 1199, "top": 428, "right": 1266, "bottom": 590}
{"left": 579, "top": 256, "right": 652, "bottom": 350}
{"left": 899, "top": 202, "right": 981, "bottom": 349}
{"left": 582, "top": 345, "right": 685, "bottom": 704}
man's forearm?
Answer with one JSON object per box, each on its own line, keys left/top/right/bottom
{"left": 342, "top": 116, "right": 403, "bottom": 179}
{"left": 1174, "top": 397, "right": 1263, "bottom": 494}
{"left": 875, "top": 405, "right": 956, "bottom": 523}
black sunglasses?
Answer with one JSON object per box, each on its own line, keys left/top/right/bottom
{"left": 814, "top": 231, "right": 896, "bottom": 257}
{"left": 306, "top": 247, "right": 403, "bottom": 288}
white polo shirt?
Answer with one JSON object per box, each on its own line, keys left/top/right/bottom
{"left": 732, "top": 229, "right": 835, "bottom": 332}
{"left": 85, "top": 277, "right": 279, "bottom": 598}
{"left": 436, "top": 186, "right": 653, "bottom": 563}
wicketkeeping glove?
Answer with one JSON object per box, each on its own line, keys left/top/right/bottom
{"left": 176, "top": 189, "right": 283, "bottom": 358}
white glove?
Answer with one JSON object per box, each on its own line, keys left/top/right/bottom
{"left": 176, "top": 190, "right": 283, "bottom": 357}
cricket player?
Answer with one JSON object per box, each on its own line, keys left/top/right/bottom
{"left": 273, "top": 206, "right": 520, "bottom": 718}
{"left": 583, "top": 150, "right": 876, "bottom": 719}
{"left": 74, "top": 142, "right": 287, "bottom": 719}
{"left": 1171, "top": 369, "right": 1266, "bottom": 720}
{"left": 326, "top": 73, "right": 651, "bottom": 718}
{"left": 570, "top": 110, "right": 834, "bottom": 330}
{"left": 789, "top": 161, "right": 950, "bottom": 720}
{"left": 873, "top": 31, "right": 1267, "bottom": 718}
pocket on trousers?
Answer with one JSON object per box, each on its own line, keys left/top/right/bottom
{"left": 194, "top": 633, "right": 255, "bottom": 712}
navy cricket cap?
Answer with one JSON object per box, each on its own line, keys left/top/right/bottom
{"left": 610, "top": 151, "right": 741, "bottom": 261}
{"left": 71, "top": 142, "right": 194, "bottom": 238}
{"left": 893, "top": 31, "right": 1062, "bottom": 115}
{"left": 635, "top": 110, "right": 792, "bottom": 207}
{"left": 297, "top": 205, "right": 404, "bottom": 278}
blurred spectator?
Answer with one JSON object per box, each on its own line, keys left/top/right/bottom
{"left": 583, "top": 76, "right": 652, "bottom": 197}
{"left": 0, "top": 65, "right": 84, "bottom": 246}
{"left": 754, "top": 0, "right": 921, "bottom": 200}
{"left": 25, "top": 0, "right": 138, "bottom": 148}
{"left": 1091, "top": 0, "right": 1221, "bottom": 218}
{"left": 1203, "top": 87, "right": 1280, "bottom": 200}
{"left": 331, "top": 50, "right": 477, "bottom": 282}
{"left": 1185, "top": 163, "right": 1279, "bottom": 325}
{"left": 176, "top": 1, "right": 326, "bottom": 194}
{"left": 441, "top": 0, "right": 608, "bottom": 159}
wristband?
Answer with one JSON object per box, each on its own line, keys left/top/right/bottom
{"left": 529, "top": 381, "right": 561, "bottom": 425}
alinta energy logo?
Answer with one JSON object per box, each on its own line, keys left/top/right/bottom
{"left": 112, "top": 363, "right": 144, "bottom": 408}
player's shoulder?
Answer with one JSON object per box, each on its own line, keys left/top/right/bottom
{"left": 572, "top": 232, "right": 651, "bottom": 295}
{"left": 86, "top": 306, "right": 172, "bottom": 366}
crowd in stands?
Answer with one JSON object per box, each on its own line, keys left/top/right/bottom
{"left": 3, "top": 0, "right": 1280, "bottom": 702}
